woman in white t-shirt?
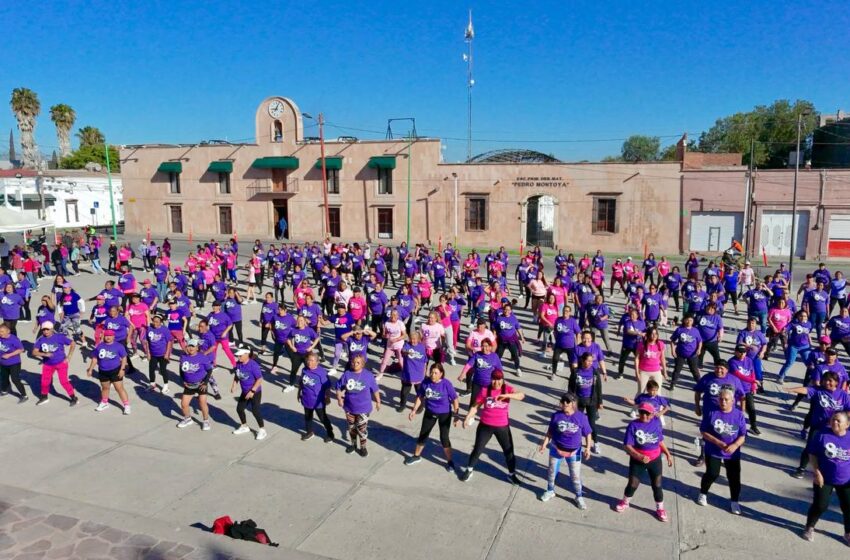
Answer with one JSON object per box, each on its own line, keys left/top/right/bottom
{"left": 378, "top": 308, "right": 407, "bottom": 378}
{"left": 739, "top": 262, "right": 755, "bottom": 297}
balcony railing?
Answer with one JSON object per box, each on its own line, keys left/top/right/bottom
{"left": 246, "top": 177, "right": 299, "bottom": 198}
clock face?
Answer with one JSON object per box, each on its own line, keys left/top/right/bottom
{"left": 268, "top": 100, "right": 284, "bottom": 118}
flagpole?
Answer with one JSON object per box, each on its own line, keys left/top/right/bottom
{"left": 465, "top": 10, "right": 474, "bottom": 162}
{"left": 104, "top": 139, "right": 118, "bottom": 242}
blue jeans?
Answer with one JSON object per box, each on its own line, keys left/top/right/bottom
{"left": 546, "top": 446, "right": 583, "bottom": 496}
{"left": 778, "top": 346, "right": 812, "bottom": 382}
{"left": 810, "top": 311, "right": 827, "bottom": 339}
{"left": 753, "top": 311, "right": 768, "bottom": 333}
{"left": 752, "top": 355, "right": 763, "bottom": 382}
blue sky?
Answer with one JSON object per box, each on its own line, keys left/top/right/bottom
{"left": 2, "top": 1, "right": 849, "bottom": 163}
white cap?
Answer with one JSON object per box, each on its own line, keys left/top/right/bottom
{"left": 187, "top": 338, "right": 200, "bottom": 347}
{"left": 745, "top": 261, "right": 751, "bottom": 265}
{"left": 234, "top": 348, "right": 250, "bottom": 357}
{"left": 41, "top": 321, "right": 54, "bottom": 329}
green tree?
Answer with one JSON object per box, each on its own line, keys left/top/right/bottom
{"left": 621, "top": 135, "right": 660, "bottom": 162}
{"left": 59, "top": 143, "right": 120, "bottom": 171}
{"left": 49, "top": 103, "right": 76, "bottom": 158}
{"left": 76, "top": 125, "right": 105, "bottom": 148}
{"left": 9, "top": 87, "right": 41, "bottom": 168}
{"left": 697, "top": 99, "right": 818, "bottom": 167}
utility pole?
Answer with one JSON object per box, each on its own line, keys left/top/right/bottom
{"left": 743, "top": 137, "right": 755, "bottom": 259}
{"left": 406, "top": 130, "right": 413, "bottom": 245}
{"left": 788, "top": 112, "right": 805, "bottom": 284}
{"left": 318, "top": 114, "right": 330, "bottom": 238}
{"left": 104, "top": 139, "right": 118, "bottom": 242}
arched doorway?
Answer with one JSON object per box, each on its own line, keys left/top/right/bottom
{"left": 523, "top": 194, "right": 557, "bottom": 248}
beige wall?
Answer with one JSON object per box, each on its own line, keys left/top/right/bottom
{"left": 120, "top": 95, "right": 683, "bottom": 253}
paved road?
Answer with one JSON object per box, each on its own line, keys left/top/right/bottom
{"left": 0, "top": 237, "right": 847, "bottom": 559}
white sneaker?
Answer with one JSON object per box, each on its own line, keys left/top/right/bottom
{"left": 255, "top": 428, "right": 268, "bottom": 440}
{"left": 730, "top": 502, "right": 741, "bottom": 515}
{"left": 177, "top": 417, "right": 193, "bottom": 429}
{"left": 283, "top": 385, "right": 295, "bottom": 393}
{"left": 696, "top": 494, "right": 708, "bottom": 507}
{"left": 201, "top": 420, "right": 211, "bottom": 431}
{"left": 576, "top": 497, "right": 587, "bottom": 510}
{"left": 629, "top": 409, "right": 638, "bottom": 419}
{"left": 450, "top": 357, "right": 456, "bottom": 366}
{"left": 95, "top": 402, "right": 109, "bottom": 412}
{"left": 538, "top": 490, "right": 555, "bottom": 502}
{"left": 592, "top": 443, "right": 602, "bottom": 456}
{"left": 233, "top": 425, "right": 251, "bottom": 435}
{"left": 161, "top": 383, "right": 170, "bottom": 394}
{"left": 660, "top": 416, "right": 666, "bottom": 427}
{"left": 123, "top": 405, "right": 131, "bottom": 415}
{"left": 693, "top": 437, "right": 701, "bottom": 453}
{"left": 328, "top": 368, "right": 338, "bottom": 378}
{"left": 516, "top": 368, "right": 523, "bottom": 377}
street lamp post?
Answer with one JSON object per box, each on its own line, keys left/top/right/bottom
{"left": 452, "top": 172, "right": 458, "bottom": 247}
{"left": 788, "top": 112, "right": 809, "bottom": 284}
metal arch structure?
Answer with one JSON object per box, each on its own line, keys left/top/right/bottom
{"left": 466, "top": 149, "right": 562, "bottom": 164}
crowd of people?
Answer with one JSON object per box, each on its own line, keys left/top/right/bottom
{"left": 2, "top": 237, "right": 850, "bottom": 544}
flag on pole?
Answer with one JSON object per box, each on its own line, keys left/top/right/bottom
{"left": 146, "top": 226, "right": 151, "bottom": 243}
{"left": 762, "top": 246, "right": 768, "bottom": 267}
{"left": 519, "top": 239, "right": 524, "bottom": 257}
{"left": 464, "top": 10, "right": 474, "bottom": 40}
{"left": 643, "top": 242, "right": 648, "bottom": 259}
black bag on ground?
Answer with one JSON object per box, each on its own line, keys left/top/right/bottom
{"left": 226, "top": 519, "right": 279, "bottom": 547}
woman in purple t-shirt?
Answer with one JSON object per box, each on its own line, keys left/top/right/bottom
{"left": 537, "top": 392, "right": 593, "bottom": 509}
{"left": 336, "top": 355, "right": 381, "bottom": 457}
{"left": 404, "top": 363, "right": 460, "bottom": 469}
{"left": 697, "top": 386, "right": 747, "bottom": 515}
{"left": 230, "top": 348, "right": 266, "bottom": 441}
{"left": 299, "top": 352, "right": 335, "bottom": 442}
{"left": 802, "top": 411, "right": 850, "bottom": 542}
{"left": 615, "top": 402, "right": 673, "bottom": 521}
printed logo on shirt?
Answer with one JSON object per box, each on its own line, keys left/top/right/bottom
{"left": 678, "top": 332, "right": 697, "bottom": 344}
{"left": 293, "top": 333, "right": 312, "bottom": 345}
{"left": 0, "top": 296, "right": 15, "bottom": 305}
{"left": 794, "top": 325, "right": 810, "bottom": 335}
{"left": 712, "top": 418, "right": 740, "bottom": 436}
{"left": 0, "top": 341, "right": 13, "bottom": 352}
{"left": 634, "top": 429, "right": 660, "bottom": 445}
{"left": 818, "top": 393, "right": 843, "bottom": 412}
{"left": 302, "top": 374, "right": 318, "bottom": 387}
{"left": 405, "top": 348, "right": 425, "bottom": 361}
{"left": 824, "top": 442, "right": 850, "bottom": 462}
{"left": 708, "top": 382, "right": 724, "bottom": 396}
{"left": 97, "top": 348, "right": 119, "bottom": 360}
{"left": 235, "top": 367, "right": 252, "bottom": 381}
{"left": 498, "top": 320, "right": 514, "bottom": 331}
{"left": 556, "top": 420, "right": 580, "bottom": 434}
{"left": 484, "top": 396, "right": 508, "bottom": 410}
{"left": 181, "top": 360, "right": 201, "bottom": 373}
{"left": 147, "top": 331, "right": 163, "bottom": 343}
{"left": 424, "top": 387, "right": 443, "bottom": 400}
{"left": 345, "top": 378, "right": 366, "bottom": 392}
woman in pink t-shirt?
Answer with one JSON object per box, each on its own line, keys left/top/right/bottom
{"left": 466, "top": 320, "right": 495, "bottom": 355}
{"left": 125, "top": 293, "right": 150, "bottom": 354}
{"left": 347, "top": 287, "right": 367, "bottom": 324}
{"left": 537, "top": 293, "right": 559, "bottom": 355}
{"left": 547, "top": 277, "right": 567, "bottom": 314}
{"left": 435, "top": 294, "right": 457, "bottom": 364}
{"left": 420, "top": 312, "right": 447, "bottom": 362}
{"left": 460, "top": 370, "right": 526, "bottom": 483}
{"left": 766, "top": 298, "right": 792, "bottom": 357}
{"left": 610, "top": 259, "right": 626, "bottom": 296}
{"left": 378, "top": 309, "right": 407, "bottom": 376}
{"left": 527, "top": 271, "right": 548, "bottom": 316}
{"left": 635, "top": 327, "right": 667, "bottom": 395}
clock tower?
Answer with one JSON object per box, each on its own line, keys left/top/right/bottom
{"left": 255, "top": 96, "right": 303, "bottom": 147}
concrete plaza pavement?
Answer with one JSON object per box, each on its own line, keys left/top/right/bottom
{"left": 0, "top": 236, "right": 847, "bottom": 559}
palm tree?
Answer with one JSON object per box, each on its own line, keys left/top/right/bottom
{"left": 76, "top": 126, "right": 104, "bottom": 148}
{"left": 49, "top": 103, "right": 76, "bottom": 158}
{"left": 9, "top": 88, "right": 41, "bottom": 168}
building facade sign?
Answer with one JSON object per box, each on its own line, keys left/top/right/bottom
{"left": 511, "top": 176, "right": 569, "bottom": 188}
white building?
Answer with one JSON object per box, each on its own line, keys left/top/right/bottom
{"left": 0, "top": 169, "right": 123, "bottom": 230}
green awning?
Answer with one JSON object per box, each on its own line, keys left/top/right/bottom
{"left": 158, "top": 161, "right": 182, "bottom": 173}
{"left": 252, "top": 156, "right": 299, "bottom": 170}
{"left": 314, "top": 156, "right": 343, "bottom": 171}
{"left": 208, "top": 160, "right": 233, "bottom": 173}
{"left": 368, "top": 156, "right": 396, "bottom": 170}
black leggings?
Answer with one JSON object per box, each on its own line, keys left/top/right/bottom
{"left": 272, "top": 341, "right": 287, "bottom": 368}
{"left": 304, "top": 406, "right": 334, "bottom": 437}
{"left": 0, "top": 363, "right": 26, "bottom": 396}
{"left": 399, "top": 382, "right": 419, "bottom": 406}
{"left": 617, "top": 347, "right": 637, "bottom": 376}
{"left": 744, "top": 392, "right": 758, "bottom": 429}
{"left": 699, "top": 340, "right": 720, "bottom": 367}
{"left": 700, "top": 455, "right": 741, "bottom": 501}
{"left": 552, "top": 347, "right": 576, "bottom": 375}
{"left": 417, "top": 410, "right": 452, "bottom": 447}
{"left": 467, "top": 423, "right": 516, "bottom": 473}
{"left": 287, "top": 349, "right": 306, "bottom": 386}
{"left": 148, "top": 355, "right": 168, "bottom": 385}
{"left": 236, "top": 391, "right": 263, "bottom": 427}
{"left": 625, "top": 456, "right": 664, "bottom": 502}
{"left": 5, "top": 319, "right": 17, "bottom": 336}
{"left": 670, "top": 355, "right": 700, "bottom": 388}
{"left": 261, "top": 324, "right": 271, "bottom": 348}
{"left": 577, "top": 396, "right": 599, "bottom": 441}
{"left": 497, "top": 340, "right": 521, "bottom": 371}
{"left": 806, "top": 482, "right": 850, "bottom": 532}
{"left": 229, "top": 321, "right": 243, "bottom": 345}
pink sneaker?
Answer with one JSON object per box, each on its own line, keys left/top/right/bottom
{"left": 656, "top": 508, "right": 668, "bottom": 522}
{"left": 614, "top": 499, "right": 629, "bottom": 513}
